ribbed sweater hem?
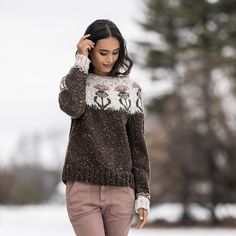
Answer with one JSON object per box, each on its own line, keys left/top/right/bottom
{"left": 62, "top": 164, "right": 135, "bottom": 188}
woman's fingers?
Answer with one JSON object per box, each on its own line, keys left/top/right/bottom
{"left": 78, "top": 42, "right": 94, "bottom": 55}
{"left": 78, "top": 39, "right": 94, "bottom": 48}
{"left": 136, "top": 208, "right": 148, "bottom": 230}
{"left": 78, "top": 34, "right": 94, "bottom": 46}
{"left": 79, "top": 34, "right": 91, "bottom": 42}
{"left": 77, "top": 35, "right": 95, "bottom": 56}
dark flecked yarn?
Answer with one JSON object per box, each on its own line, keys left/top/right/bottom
{"left": 58, "top": 56, "right": 151, "bottom": 199}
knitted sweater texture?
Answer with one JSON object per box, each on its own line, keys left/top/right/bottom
{"left": 59, "top": 54, "right": 151, "bottom": 200}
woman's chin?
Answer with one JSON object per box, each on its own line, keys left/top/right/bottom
{"left": 94, "top": 67, "right": 113, "bottom": 76}
{"left": 100, "top": 70, "right": 112, "bottom": 76}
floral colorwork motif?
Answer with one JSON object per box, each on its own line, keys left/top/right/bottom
{"left": 115, "top": 85, "right": 131, "bottom": 112}
{"left": 94, "top": 84, "right": 111, "bottom": 110}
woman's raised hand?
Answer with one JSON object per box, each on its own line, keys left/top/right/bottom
{"left": 76, "top": 34, "right": 95, "bottom": 56}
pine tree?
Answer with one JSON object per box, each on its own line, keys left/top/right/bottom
{"left": 138, "top": 0, "right": 236, "bottom": 224}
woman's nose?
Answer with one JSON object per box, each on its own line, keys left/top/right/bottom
{"left": 106, "top": 54, "right": 113, "bottom": 63}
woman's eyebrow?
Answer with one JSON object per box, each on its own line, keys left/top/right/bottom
{"left": 99, "top": 48, "right": 120, "bottom": 52}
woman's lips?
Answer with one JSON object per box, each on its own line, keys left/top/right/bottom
{"left": 103, "top": 64, "right": 113, "bottom": 69}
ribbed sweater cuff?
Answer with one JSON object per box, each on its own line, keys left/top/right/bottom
{"left": 135, "top": 195, "right": 150, "bottom": 214}
{"left": 74, "top": 53, "right": 90, "bottom": 74}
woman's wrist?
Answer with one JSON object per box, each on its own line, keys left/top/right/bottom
{"left": 134, "top": 195, "right": 150, "bottom": 214}
{"left": 74, "top": 53, "right": 91, "bottom": 74}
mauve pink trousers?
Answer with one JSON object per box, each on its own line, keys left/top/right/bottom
{"left": 66, "top": 181, "right": 135, "bottom": 236}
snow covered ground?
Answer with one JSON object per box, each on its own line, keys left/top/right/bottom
{"left": 0, "top": 204, "right": 236, "bottom": 236}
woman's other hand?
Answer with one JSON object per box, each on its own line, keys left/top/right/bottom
{"left": 136, "top": 208, "right": 148, "bottom": 230}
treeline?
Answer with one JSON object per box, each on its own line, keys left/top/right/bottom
{"left": 137, "top": 0, "right": 236, "bottom": 224}
{"left": 0, "top": 164, "right": 60, "bottom": 204}
{"left": 0, "top": 130, "right": 66, "bottom": 204}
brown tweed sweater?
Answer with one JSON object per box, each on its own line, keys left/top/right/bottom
{"left": 58, "top": 54, "right": 151, "bottom": 200}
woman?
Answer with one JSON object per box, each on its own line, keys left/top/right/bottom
{"left": 59, "top": 19, "right": 151, "bottom": 236}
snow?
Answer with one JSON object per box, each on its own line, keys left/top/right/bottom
{"left": 0, "top": 204, "right": 236, "bottom": 236}
{"left": 148, "top": 203, "right": 236, "bottom": 223}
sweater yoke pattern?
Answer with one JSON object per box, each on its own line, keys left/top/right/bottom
{"left": 86, "top": 74, "right": 143, "bottom": 114}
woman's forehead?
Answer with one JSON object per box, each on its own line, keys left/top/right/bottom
{"left": 95, "top": 37, "right": 120, "bottom": 50}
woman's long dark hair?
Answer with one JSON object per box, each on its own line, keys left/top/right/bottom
{"left": 76, "top": 19, "right": 133, "bottom": 76}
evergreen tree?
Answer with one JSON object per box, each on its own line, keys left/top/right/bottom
{"left": 138, "top": 0, "right": 236, "bottom": 223}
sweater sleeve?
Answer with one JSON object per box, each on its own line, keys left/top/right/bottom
{"left": 58, "top": 54, "right": 90, "bottom": 119}
{"left": 126, "top": 86, "right": 151, "bottom": 201}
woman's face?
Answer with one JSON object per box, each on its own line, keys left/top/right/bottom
{"left": 90, "top": 37, "right": 120, "bottom": 76}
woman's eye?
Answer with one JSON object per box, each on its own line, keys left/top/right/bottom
{"left": 99, "top": 51, "right": 119, "bottom": 56}
{"left": 100, "top": 52, "right": 107, "bottom": 56}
